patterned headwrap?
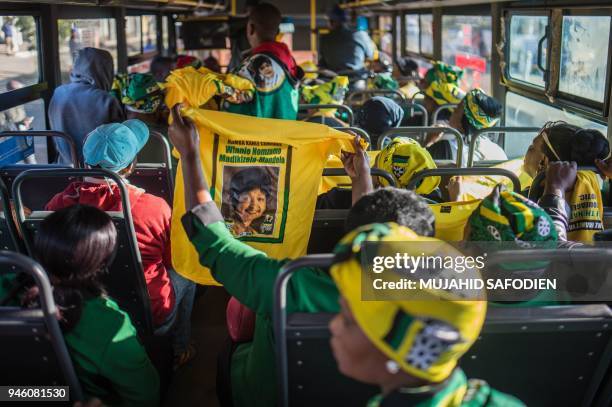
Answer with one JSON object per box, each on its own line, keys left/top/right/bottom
{"left": 330, "top": 222, "right": 486, "bottom": 383}
{"left": 111, "top": 73, "right": 163, "bottom": 114}
{"left": 301, "top": 76, "right": 349, "bottom": 105}
{"left": 424, "top": 61, "right": 464, "bottom": 86}
{"left": 374, "top": 137, "right": 439, "bottom": 194}
{"left": 463, "top": 88, "right": 501, "bottom": 130}
{"left": 468, "top": 184, "right": 557, "bottom": 244}
{"left": 423, "top": 61, "right": 465, "bottom": 106}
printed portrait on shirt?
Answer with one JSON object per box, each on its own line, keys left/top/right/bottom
{"left": 239, "top": 54, "right": 285, "bottom": 92}
{"left": 221, "top": 165, "right": 280, "bottom": 238}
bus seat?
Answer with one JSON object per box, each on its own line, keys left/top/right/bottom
{"left": 131, "top": 131, "right": 174, "bottom": 206}
{"left": 12, "top": 169, "right": 155, "bottom": 337}
{"left": 1, "top": 165, "right": 75, "bottom": 210}
{"left": 0, "top": 177, "right": 24, "bottom": 253}
{"left": 0, "top": 251, "right": 84, "bottom": 401}
{"left": 307, "top": 209, "right": 348, "bottom": 254}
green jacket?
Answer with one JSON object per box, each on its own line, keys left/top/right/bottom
{"left": 367, "top": 369, "right": 525, "bottom": 407}
{"left": 0, "top": 275, "right": 159, "bottom": 406}
{"left": 182, "top": 202, "right": 340, "bottom": 407}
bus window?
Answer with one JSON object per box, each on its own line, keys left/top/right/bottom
{"left": 0, "top": 16, "right": 40, "bottom": 90}
{"left": 559, "top": 15, "right": 611, "bottom": 103}
{"left": 58, "top": 19, "right": 118, "bottom": 83}
{"left": 508, "top": 15, "right": 547, "bottom": 87}
{"left": 504, "top": 91, "right": 607, "bottom": 160}
{"left": 378, "top": 16, "right": 392, "bottom": 56}
{"left": 404, "top": 14, "right": 419, "bottom": 53}
{"left": 442, "top": 15, "right": 492, "bottom": 93}
{"left": 0, "top": 99, "right": 46, "bottom": 164}
{"left": 142, "top": 15, "right": 157, "bottom": 53}
{"left": 420, "top": 14, "right": 433, "bottom": 55}
{"left": 126, "top": 16, "right": 141, "bottom": 56}
{"left": 395, "top": 14, "right": 402, "bottom": 60}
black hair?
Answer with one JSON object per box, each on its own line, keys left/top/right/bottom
{"left": 24, "top": 205, "right": 117, "bottom": 332}
{"left": 541, "top": 122, "right": 609, "bottom": 165}
{"left": 249, "top": 3, "right": 282, "bottom": 41}
{"left": 397, "top": 58, "right": 419, "bottom": 77}
{"left": 230, "top": 167, "right": 273, "bottom": 210}
{"left": 149, "top": 56, "right": 174, "bottom": 82}
{"left": 345, "top": 188, "right": 435, "bottom": 237}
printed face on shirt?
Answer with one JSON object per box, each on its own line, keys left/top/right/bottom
{"left": 258, "top": 61, "right": 275, "bottom": 78}
{"left": 236, "top": 187, "right": 267, "bottom": 226}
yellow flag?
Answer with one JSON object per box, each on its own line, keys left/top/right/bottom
{"left": 171, "top": 109, "right": 358, "bottom": 285}
{"left": 318, "top": 150, "right": 380, "bottom": 194}
{"left": 455, "top": 158, "right": 532, "bottom": 201}
{"left": 429, "top": 199, "right": 481, "bottom": 241}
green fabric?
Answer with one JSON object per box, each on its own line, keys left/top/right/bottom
{"left": 112, "top": 73, "right": 163, "bottom": 113}
{"left": 64, "top": 297, "right": 160, "bottom": 407}
{"left": 425, "top": 62, "right": 464, "bottom": 86}
{"left": 225, "top": 78, "right": 299, "bottom": 120}
{"left": 371, "top": 73, "right": 399, "bottom": 90}
{"left": 186, "top": 217, "right": 340, "bottom": 407}
{"left": 463, "top": 89, "right": 499, "bottom": 130}
{"left": 367, "top": 369, "right": 524, "bottom": 407}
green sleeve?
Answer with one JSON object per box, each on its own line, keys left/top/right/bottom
{"left": 99, "top": 313, "right": 160, "bottom": 407}
{"left": 181, "top": 203, "right": 339, "bottom": 315}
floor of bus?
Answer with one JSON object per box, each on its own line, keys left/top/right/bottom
{"left": 163, "top": 286, "right": 230, "bottom": 407}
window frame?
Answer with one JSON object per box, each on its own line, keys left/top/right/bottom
{"left": 555, "top": 8, "right": 612, "bottom": 113}
{"left": 504, "top": 9, "right": 551, "bottom": 93}
{"left": 126, "top": 9, "right": 163, "bottom": 66}
{"left": 400, "top": 10, "right": 434, "bottom": 60}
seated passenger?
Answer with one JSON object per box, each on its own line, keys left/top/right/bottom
{"left": 150, "top": 55, "right": 175, "bottom": 82}
{"left": 523, "top": 122, "right": 609, "bottom": 240}
{"left": 355, "top": 96, "right": 404, "bottom": 147}
{"left": 169, "top": 104, "right": 435, "bottom": 407}
{"left": 111, "top": 73, "right": 173, "bottom": 165}
{"left": 317, "top": 137, "right": 441, "bottom": 209}
{"left": 328, "top": 224, "right": 525, "bottom": 406}
{"left": 45, "top": 120, "right": 196, "bottom": 368}
{"left": 301, "top": 75, "right": 350, "bottom": 127}
{"left": 175, "top": 55, "right": 202, "bottom": 69}
{"left": 25, "top": 205, "right": 160, "bottom": 406}
{"left": 425, "top": 89, "right": 506, "bottom": 163}
{"left": 49, "top": 47, "right": 125, "bottom": 164}
{"left": 225, "top": 3, "right": 304, "bottom": 120}
{"left": 420, "top": 61, "right": 465, "bottom": 122}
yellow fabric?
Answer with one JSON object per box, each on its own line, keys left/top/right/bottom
{"left": 301, "top": 76, "right": 349, "bottom": 116}
{"left": 424, "top": 80, "right": 465, "bottom": 106}
{"left": 330, "top": 222, "right": 486, "bottom": 382}
{"left": 429, "top": 200, "right": 482, "bottom": 241}
{"left": 318, "top": 150, "right": 380, "bottom": 194}
{"left": 567, "top": 171, "right": 604, "bottom": 242}
{"left": 301, "top": 61, "right": 318, "bottom": 80}
{"left": 374, "top": 138, "right": 439, "bottom": 193}
{"left": 164, "top": 66, "right": 255, "bottom": 111}
{"left": 171, "top": 109, "right": 359, "bottom": 285}
{"left": 455, "top": 159, "right": 532, "bottom": 201}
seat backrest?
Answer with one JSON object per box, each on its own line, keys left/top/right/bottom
{"left": 0, "top": 176, "right": 24, "bottom": 252}
{"left": 12, "top": 169, "right": 154, "bottom": 336}
{"left": 1, "top": 165, "right": 75, "bottom": 210}
{"left": 0, "top": 251, "right": 83, "bottom": 401}
{"left": 131, "top": 131, "right": 174, "bottom": 206}
{"left": 307, "top": 209, "right": 348, "bottom": 254}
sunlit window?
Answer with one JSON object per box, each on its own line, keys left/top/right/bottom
{"left": 508, "top": 15, "right": 547, "bottom": 87}
{"left": 0, "top": 16, "right": 40, "bottom": 90}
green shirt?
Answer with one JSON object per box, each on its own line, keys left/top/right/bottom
{"left": 64, "top": 296, "right": 160, "bottom": 406}
{"left": 0, "top": 274, "right": 159, "bottom": 406}
{"left": 367, "top": 369, "right": 525, "bottom": 407}
{"left": 182, "top": 202, "right": 340, "bottom": 407}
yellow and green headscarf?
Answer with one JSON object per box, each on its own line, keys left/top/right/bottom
{"left": 423, "top": 62, "right": 465, "bottom": 106}
{"left": 374, "top": 137, "right": 439, "bottom": 194}
{"left": 330, "top": 222, "right": 486, "bottom": 383}
{"left": 468, "top": 185, "right": 557, "bottom": 243}
{"left": 301, "top": 76, "right": 349, "bottom": 106}
{"left": 112, "top": 73, "right": 163, "bottom": 114}
{"left": 463, "top": 88, "right": 500, "bottom": 130}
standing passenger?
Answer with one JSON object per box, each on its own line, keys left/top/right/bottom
{"left": 226, "top": 2, "right": 304, "bottom": 119}
{"left": 49, "top": 47, "right": 125, "bottom": 164}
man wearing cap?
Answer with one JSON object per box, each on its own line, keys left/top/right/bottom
{"left": 319, "top": 4, "right": 376, "bottom": 82}
{"left": 45, "top": 119, "right": 196, "bottom": 368}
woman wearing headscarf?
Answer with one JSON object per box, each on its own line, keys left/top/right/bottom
{"left": 420, "top": 61, "right": 466, "bottom": 121}
{"left": 301, "top": 75, "right": 350, "bottom": 127}
{"left": 329, "top": 222, "right": 525, "bottom": 406}
{"left": 425, "top": 88, "right": 506, "bottom": 164}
